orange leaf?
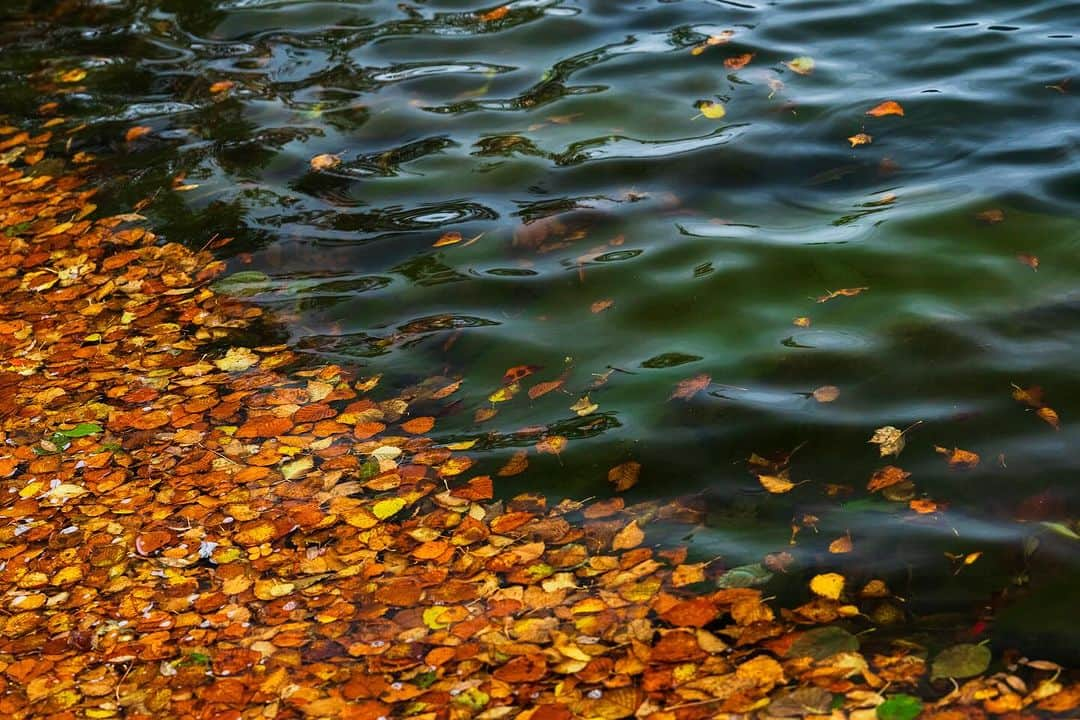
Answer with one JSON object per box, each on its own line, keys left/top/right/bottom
{"left": 433, "top": 231, "right": 461, "bottom": 248}
{"left": 503, "top": 364, "right": 540, "bottom": 384}
{"left": 479, "top": 5, "right": 510, "bottom": 22}
{"left": 1016, "top": 253, "right": 1039, "bottom": 271}
{"left": 590, "top": 298, "right": 614, "bottom": 313}
{"left": 934, "top": 446, "right": 980, "bottom": 469}
{"left": 608, "top": 461, "right": 641, "bottom": 492}
{"left": 236, "top": 415, "right": 293, "bottom": 438}
{"left": 401, "top": 416, "right": 435, "bottom": 434}
{"left": 129, "top": 409, "right": 170, "bottom": 430}
{"left": 867, "top": 465, "right": 911, "bottom": 492}
{"left": 125, "top": 125, "right": 151, "bottom": 142}
{"left": 451, "top": 475, "right": 493, "bottom": 501}
{"left": 976, "top": 208, "right": 1004, "bottom": 223}
{"left": 909, "top": 498, "right": 939, "bottom": 514}
{"left": 528, "top": 378, "right": 564, "bottom": 399}
{"left": 1037, "top": 406, "right": 1060, "bottom": 430}
{"left": 816, "top": 286, "right": 868, "bottom": 303}
{"left": 353, "top": 421, "right": 386, "bottom": 439}
{"left": 724, "top": 53, "right": 754, "bottom": 70}
{"left": 659, "top": 597, "right": 718, "bottom": 628}
{"left": 209, "top": 80, "right": 234, "bottom": 94}
{"left": 310, "top": 153, "right": 341, "bottom": 171}
{"left": 612, "top": 520, "right": 644, "bottom": 550}
{"left": 812, "top": 385, "right": 839, "bottom": 403}
{"left": 866, "top": 100, "right": 904, "bottom": 117}
{"left": 847, "top": 133, "right": 872, "bottom": 147}
{"left": 536, "top": 435, "right": 567, "bottom": 455}
{"left": 828, "top": 535, "right": 853, "bottom": 554}
{"left": 759, "top": 472, "right": 796, "bottom": 494}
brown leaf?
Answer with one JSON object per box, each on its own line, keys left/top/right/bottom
{"left": 976, "top": 208, "right": 1005, "bottom": 223}
{"left": 310, "top": 153, "right": 341, "bottom": 171}
{"left": 236, "top": 415, "right": 294, "bottom": 438}
{"left": 867, "top": 465, "right": 911, "bottom": 492}
{"left": 608, "top": 461, "right": 641, "bottom": 492}
{"left": 591, "top": 298, "right": 614, "bottom": 313}
{"left": 1037, "top": 406, "right": 1061, "bottom": 430}
{"left": 934, "top": 446, "right": 980, "bottom": 469}
{"left": 812, "top": 385, "right": 839, "bottom": 403}
{"left": 503, "top": 364, "right": 541, "bottom": 384}
{"left": 724, "top": 53, "right": 754, "bottom": 70}
{"left": 400, "top": 416, "right": 435, "bottom": 434}
{"left": 817, "top": 286, "right": 868, "bottom": 303}
{"left": 612, "top": 520, "right": 644, "bottom": 550}
{"left": 497, "top": 450, "right": 529, "bottom": 476}
{"left": 528, "top": 378, "right": 564, "bottom": 399}
{"left": 670, "top": 373, "right": 711, "bottom": 400}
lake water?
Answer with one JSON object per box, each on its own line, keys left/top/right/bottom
{"left": 1, "top": 0, "right": 1078, "bottom": 651}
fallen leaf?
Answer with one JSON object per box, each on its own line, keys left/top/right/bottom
{"left": 590, "top": 298, "right": 614, "bottom": 313}
{"left": 1037, "top": 406, "right": 1060, "bottom": 430}
{"left": 724, "top": 53, "right": 754, "bottom": 70}
{"left": 848, "top": 133, "right": 872, "bottom": 147}
{"left": 125, "top": 126, "right": 152, "bottom": 142}
{"left": 866, "top": 100, "right": 904, "bottom": 117}
{"left": 877, "top": 694, "right": 923, "bottom": 720}
{"left": 868, "top": 465, "right": 911, "bottom": 492}
{"left": 433, "top": 231, "right": 461, "bottom": 247}
{"left": 209, "top": 80, "right": 234, "bottom": 94}
{"left": 828, "top": 535, "right": 853, "bottom": 554}
{"left": 934, "top": 446, "right": 979, "bottom": 469}
{"left": 909, "top": 498, "right": 938, "bottom": 514}
{"left": 931, "top": 643, "right": 991, "bottom": 680}
{"left": 503, "top": 364, "right": 540, "bottom": 384}
{"left": 785, "top": 56, "right": 815, "bottom": 75}
{"left": 1016, "top": 253, "right": 1039, "bottom": 270}
{"left": 869, "top": 425, "right": 905, "bottom": 457}
{"left": 608, "top": 461, "right": 641, "bottom": 492}
{"left": 976, "top": 208, "right": 1005, "bottom": 223}
{"left": 536, "top": 435, "right": 567, "bottom": 455}
{"left": 570, "top": 395, "right": 598, "bottom": 416}
{"left": 793, "top": 316, "right": 811, "bottom": 327}
{"left": 310, "top": 153, "right": 341, "bottom": 171}
{"left": 813, "top": 385, "right": 839, "bottom": 403}
{"left": 817, "top": 286, "right": 868, "bottom": 303}
{"left": 670, "top": 373, "right": 711, "bottom": 400}
{"left": 612, "top": 521, "right": 644, "bottom": 550}
{"left": 809, "top": 572, "right": 845, "bottom": 600}
{"left": 759, "top": 471, "right": 796, "bottom": 494}
{"left": 698, "top": 101, "right": 726, "bottom": 119}
{"left": 479, "top": 5, "right": 509, "bottom": 21}
{"left": 528, "top": 378, "right": 564, "bottom": 399}
{"left": 401, "top": 416, "right": 435, "bottom": 434}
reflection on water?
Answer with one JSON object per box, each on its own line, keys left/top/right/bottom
{"left": 2, "top": 0, "right": 1079, "bottom": 645}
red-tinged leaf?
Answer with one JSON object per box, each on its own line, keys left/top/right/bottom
{"left": 670, "top": 373, "right": 711, "bottom": 400}
{"left": 724, "top": 53, "right": 754, "bottom": 70}
{"left": 528, "top": 378, "right": 564, "bottom": 399}
{"left": 503, "top": 364, "right": 540, "bottom": 384}
{"left": 816, "top": 287, "right": 868, "bottom": 303}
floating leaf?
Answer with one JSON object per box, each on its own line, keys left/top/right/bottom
{"left": 787, "top": 626, "right": 859, "bottom": 660}
{"left": 934, "top": 446, "right": 979, "bottom": 469}
{"left": 715, "top": 563, "right": 773, "bottom": 589}
{"left": 817, "top": 287, "right": 868, "bottom": 303}
{"left": 570, "top": 395, "right": 598, "bottom": 416}
{"left": 608, "top": 461, "right": 641, "bottom": 492}
{"left": 1037, "top": 406, "right": 1060, "bottom": 430}
{"left": 809, "top": 572, "right": 845, "bottom": 600}
{"left": 310, "top": 153, "right": 341, "bottom": 171}
{"left": 866, "top": 101, "right": 905, "bottom": 117}
{"left": 813, "top": 385, "right": 839, "bottom": 403}
{"left": 433, "top": 231, "right": 461, "bottom": 247}
{"left": 785, "top": 56, "right": 815, "bottom": 75}
{"left": 976, "top": 208, "right": 1004, "bottom": 224}
{"left": 877, "top": 694, "right": 923, "bottom": 720}
{"left": 793, "top": 316, "right": 811, "bottom": 327}
{"left": 125, "top": 126, "right": 151, "bottom": 142}
{"left": 869, "top": 425, "right": 905, "bottom": 457}
{"left": 868, "top": 465, "right": 911, "bottom": 493}
{"left": 698, "top": 101, "right": 726, "bottom": 119}
{"left": 931, "top": 643, "right": 991, "bottom": 680}
{"left": 590, "top": 298, "right": 614, "bottom": 313}
{"left": 847, "top": 133, "right": 872, "bottom": 147}
{"left": 57, "top": 423, "right": 102, "bottom": 438}
{"left": 372, "top": 498, "right": 406, "bottom": 520}
{"left": 724, "top": 53, "right": 754, "bottom": 70}
{"left": 759, "top": 472, "right": 796, "bottom": 494}
{"left": 670, "top": 373, "right": 711, "bottom": 400}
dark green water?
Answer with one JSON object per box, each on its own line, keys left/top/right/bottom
{"left": 1, "top": 0, "right": 1078, "bottom": 648}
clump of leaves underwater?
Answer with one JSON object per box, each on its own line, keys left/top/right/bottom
{"left": 0, "top": 1, "right": 1078, "bottom": 719}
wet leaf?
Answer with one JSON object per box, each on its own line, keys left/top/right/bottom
{"left": 759, "top": 471, "right": 796, "bottom": 494}
{"left": 868, "top": 465, "right": 911, "bottom": 492}
{"left": 876, "top": 694, "right": 923, "bottom": 720}
{"left": 1037, "top": 406, "right": 1060, "bottom": 430}
{"left": 817, "top": 286, "right": 868, "bottom": 303}
{"left": 590, "top": 298, "right": 614, "bottom": 313}
{"left": 793, "top": 316, "right": 811, "bottom": 327}
{"left": 698, "top": 101, "right": 726, "bottom": 119}
{"left": 503, "top": 364, "right": 540, "bottom": 384}
{"left": 570, "top": 395, "right": 598, "bottom": 416}
{"left": 813, "top": 385, "right": 840, "bottom": 403}
{"left": 787, "top": 626, "right": 859, "bottom": 660}
{"left": 934, "top": 446, "right": 979, "bottom": 469}
{"left": 724, "top": 53, "right": 754, "bottom": 70}
{"left": 809, "top": 572, "right": 845, "bottom": 600}
{"left": 433, "top": 231, "right": 461, "bottom": 247}
{"left": 785, "top": 56, "right": 815, "bottom": 75}
{"left": 931, "top": 643, "right": 991, "bottom": 680}
{"left": 310, "top": 153, "right": 341, "bottom": 171}
{"left": 479, "top": 5, "right": 509, "bottom": 21}
{"left": 57, "top": 423, "right": 102, "bottom": 438}
{"left": 848, "top": 133, "right": 873, "bottom": 147}
{"left": 1016, "top": 253, "right": 1039, "bottom": 270}
{"left": 608, "top": 461, "right": 641, "bottom": 492}
{"left": 869, "top": 425, "right": 905, "bottom": 457}
{"left": 125, "top": 126, "right": 152, "bottom": 142}
{"left": 670, "top": 373, "right": 711, "bottom": 400}
{"left": 715, "top": 563, "right": 773, "bottom": 589}
{"left": 976, "top": 208, "right": 1005, "bottom": 223}
{"left": 866, "top": 101, "right": 905, "bottom": 117}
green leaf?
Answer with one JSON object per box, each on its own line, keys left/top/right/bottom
{"left": 212, "top": 270, "right": 272, "bottom": 297}
{"left": 452, "top": 687, "right": 489, "bottom": 711}
{"left": 57, "top": 423, "right": 103, "bottom": 438}
{"left": 715, "top": 563, "right": 773, "bottom": 589}
{"left": 787, "top": 626, "right": 859, "bottom": 660}
{"left": 876, "top": 694, "right": 923, "bottom": 720}
{"left": 931, "top": 643, "right": 991, "bottom": 680}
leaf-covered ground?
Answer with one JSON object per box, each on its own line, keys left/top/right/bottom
{"left": 0, "top": 132, "right": 1076, "bottom": 720}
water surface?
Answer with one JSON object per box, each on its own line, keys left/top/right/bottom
{"left": 1, "top": 0, "right": 1078, "bottom": 644}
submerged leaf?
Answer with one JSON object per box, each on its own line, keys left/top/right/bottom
{"left": 931, "top": 643, "right": 991, "bottom": 680}
{"left": 877, "top": 694, "right": 923, "bottom": 720}
{"left": 785, "top": 56, "right": 815, "bottom": 75}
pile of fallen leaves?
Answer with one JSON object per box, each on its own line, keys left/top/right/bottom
{"left": 0, "top": 131, "right": 1077, "bottom": 720}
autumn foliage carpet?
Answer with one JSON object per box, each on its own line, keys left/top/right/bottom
{"left": 0, "top": 134, "right": 1076, "bottom": 720}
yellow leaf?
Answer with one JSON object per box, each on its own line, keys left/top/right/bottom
{"left": 489, "top": 382, "right": 519, "bottom": 403}
{"left": 310, "top": 153, "right": 341, "bottom": 171}
{"left": 847, "top": 133, "right": 872, "bottom": 147}
{"left": 699, "top": 101, "right": 726, "bottom": 119}
{"left": 214, "top": 346, "right": 259, "bottom": 372}
{"left": 372, "top": 498, "right": 406, "bottom": 520}
{"left": 868, "top": 425, "right": 905, "bottom": 457}
{"left": 570, "top": 395, "right": 598, "bottom": 416}
{"left": 612, "top": 521, "right": 644, "bottom": 550}
{"left": 809, "top": 572, "right": 845, "bottom": 600}
{"left": 433, "top": 231, "right": 461, "bottom": 247}
{"left": 423, "top": 606, "right": 451, "bottom": 630}
{"left": 785, "top": 56, "right": 815, "bottom": 75}
{"left": 608, "top": 461, "right": 641, "bottom": 492}
{"left": 759, "top": 472, "right": 795, "bottom": 494}
{"left": 59, "top": 68, "right": 87, "bottom": 83}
